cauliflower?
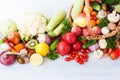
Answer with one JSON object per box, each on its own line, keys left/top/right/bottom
{"left": 17, "top": 12, "right": 47, "bottom": 38}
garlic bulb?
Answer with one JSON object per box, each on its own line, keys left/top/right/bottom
{"left": 98, "top": 10, "right": 107, "bottom": 18}
{"left": 94, "top": 49, "right": 104, "bottom": 59}
{"left": 98, "top": 39, "right": 107, "bottom": 49}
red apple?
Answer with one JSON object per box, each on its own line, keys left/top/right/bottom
{"left": 92, "top": 26, "right": 101, "bottom": 35}
{"left": 7, "top": 31, "right": 20, "bottom": 44}
{"left": 82, "top": 28, "right": 90, "bottom": 36}
{"left": 73, "top": 13, "right": 87, "bottom": 28}
{"left": 71, "top": 26, "right": 82, "bottom": 36}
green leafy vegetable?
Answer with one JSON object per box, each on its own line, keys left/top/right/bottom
{"left": 82, "top": 40, "right": 97, "bottom": 49}
{"left": 101, "top": 0, "right": 120, "bottom": 5}
{"left": 106, "top": 36, "right": 117, "bottom": 50}
{"left": 62, "top": 18, "right": 71, "bottom": 35}
{"left": 99, "top": 18, "right": 109, "bottom": 28}
{"left": 47, "top": 50, "right": 59, "bottom": 60}
{"left": 77, "top": 37, "right": 87, "bottom": 42}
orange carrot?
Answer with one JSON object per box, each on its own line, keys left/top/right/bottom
{"left": 90, "top": 20, "right": 96, "bottom": 27}
{"left": 12, "top": 43, "right": 25, "bottom": 53}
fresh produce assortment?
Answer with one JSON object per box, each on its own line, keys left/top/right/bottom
{"left": 0, "top": 0, "right": 120, "bottom": 66}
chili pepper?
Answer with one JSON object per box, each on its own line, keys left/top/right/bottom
{"left": 109, "top": 47, "right": 120, "bottom": 60}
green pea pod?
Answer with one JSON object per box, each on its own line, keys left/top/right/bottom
{"left": 50, "top": 39, "right": 60, "bottom": 51}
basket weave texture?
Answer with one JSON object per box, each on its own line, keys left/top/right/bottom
{"left": 69, "top": 0, "right": 120, "bottom": 40}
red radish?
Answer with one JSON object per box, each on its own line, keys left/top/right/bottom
{"left": 92, "top": 26, "right": 101, "bottom": 35}
{"left": 57, "top": 41, "right": 71, "bottom": 56}
{"left": 82, "top": 28, "right": 90, "bottom": 36}
{"left": 71, "top": 26, "right": 82, "bottom": 36}
{"left": 0, "top": 51, "right": 16, "bottom": 66}
{"left": 73, "top": 41, "right": 82, "bottom": 51}
{"left": 62, "top": 32, "right": 76, "bottom": 44}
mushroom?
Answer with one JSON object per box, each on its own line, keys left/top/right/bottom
{"left": 98, "top": 9, "right": 107, "bottom": 18}
{"left": 107, "top": 11, "right": 120, "bottom": 23}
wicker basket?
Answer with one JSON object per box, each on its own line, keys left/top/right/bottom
{"left": 68, "top": 0, "right": 120, "bottom": 40}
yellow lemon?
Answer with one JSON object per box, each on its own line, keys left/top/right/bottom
{"left": 35, "top": 43, "right": 49, "bottom": 56}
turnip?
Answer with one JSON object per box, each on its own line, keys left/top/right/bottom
{"left": 0, "top": 51, "right": 16, "bottom": 66}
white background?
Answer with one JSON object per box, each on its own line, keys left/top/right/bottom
{"left": 0, "top": 0, "right": 120, "bottom": 80}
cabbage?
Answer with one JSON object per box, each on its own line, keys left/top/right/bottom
{"left": 114, "top": 5, "right": 120, "bottom": 13}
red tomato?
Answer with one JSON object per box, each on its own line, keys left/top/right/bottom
{"left": 109, "top": 48, "right": 120, "bottom": 60}
{"left": 57, "top": 41, "right": 71, "bottom": 56}
{"left": 73, "top": 41, "right": 82, "bottom": 51}
{"left": 62, "top": 32, "right": 76, "bottom": 44}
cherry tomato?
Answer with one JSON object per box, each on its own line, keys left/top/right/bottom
{"left": 80, "top": 48, "right": 86, "bottom": 53}
{"left": 64, "top": 57, "right": 71, "bottom": 62}
{"left": 78, "top": 58, "right": 84, "bottom": 64}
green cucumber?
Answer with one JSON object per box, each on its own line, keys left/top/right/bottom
{"left": 48, "top": 23, "right": 65, "bottom": 38}
{"left": 71, "top": 0, "right": 84, "bottom": 20}
{"left": 46, "top": 10, "right": 66, "bottom": 32}
{"left": 50, "top": 39, "right": 60, "bottom": 51}
{"left": 53, "top": 23, "right": 65, "bottom": 37}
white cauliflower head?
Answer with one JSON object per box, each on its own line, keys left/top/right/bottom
{"left": 17, "top": 12, "right": 47, "bottom": 36}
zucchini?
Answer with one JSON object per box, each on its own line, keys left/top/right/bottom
{"left": 48, "top": 23, "right": 65, "bottom": 38}
{"left": 53, "top": 23, "right": 65, "bottom": 36}
{"left": 46, "top": 10, "right": 66, "bottom": 32}
{"left": 71, "top": 0, "right": 84, "bottom": 20}
{"left": 50, "top": 39, "right": 60, "bottom": 51}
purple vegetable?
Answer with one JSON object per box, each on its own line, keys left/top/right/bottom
{"left": 37, "top": 34, "right": 51, "bottom": 45}
{"left": 89, "top": 43, "right": 99, "bottom": 52}
{"left": 0, "top": 50, "right": 16, "bottom": 66}
{"left": 45, "top": 34, "right": 51, "bottom": 44}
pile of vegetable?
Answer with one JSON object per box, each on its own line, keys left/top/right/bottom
{"left": 0, "top": 0, "right": 120, "bottom": 66}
